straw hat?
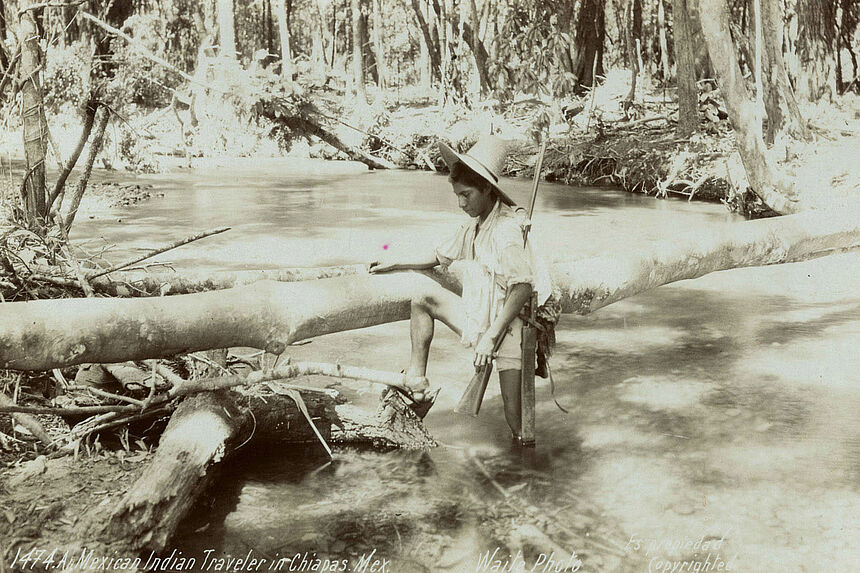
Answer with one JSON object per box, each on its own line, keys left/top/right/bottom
{"left": 438, "top": 135, "right": 515, "bottom": 206}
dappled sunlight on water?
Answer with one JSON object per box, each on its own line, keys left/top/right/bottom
{"left": 544, "top": 254, "right": 860, "bottom": 572}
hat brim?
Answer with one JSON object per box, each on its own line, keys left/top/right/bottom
{"left": 438, "top": 142, "right": 516, "bottom": 207}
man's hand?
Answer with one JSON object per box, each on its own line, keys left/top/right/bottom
{"left": 367, "top": 252, "right": 399, "bottom": 273}
{"left": 474, "top": 331, "right": 497, "bottom": 369}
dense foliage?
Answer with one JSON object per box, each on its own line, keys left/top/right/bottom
{"left": 1, "top": 0, "right": 856, "bottom": 116}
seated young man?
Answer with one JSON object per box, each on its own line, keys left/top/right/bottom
{"left": 369, "top": 135, "right": 552, "bottom": 441}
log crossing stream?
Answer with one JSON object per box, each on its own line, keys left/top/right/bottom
{"left": 70, "top": 159, "right": 860, "bottom": 572}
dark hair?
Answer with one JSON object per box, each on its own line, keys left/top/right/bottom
{"left": 448, "top": 162, "right": 493, "bottom": 192}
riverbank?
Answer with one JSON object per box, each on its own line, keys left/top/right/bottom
{"left": 3, "top": 83, "right": 856, "bottom": 223}
{"left": 0, "top": 168, "right": 160, "bottom": 224}
{"left": 369, "top": 85, "right": 859, "bottom": 219}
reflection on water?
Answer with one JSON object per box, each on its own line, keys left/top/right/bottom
{"left": 71, "top": 161, "right": 858, "bottom": 572}
{"left": 70, "top": 166, "right": 736, "bottom": 271}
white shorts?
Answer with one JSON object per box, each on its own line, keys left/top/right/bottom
{"left": 494, "top": 317, "right": 523, "bottom": 372}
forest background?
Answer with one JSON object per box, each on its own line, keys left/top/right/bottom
{"left": 1, "top": 0, "right": 858, "bottom": 229}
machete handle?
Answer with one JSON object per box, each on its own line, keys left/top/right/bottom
{"left": 454, "top": 362, "right": 494, "bottom": 417}
{"left": 454, "top": 333, "right": 507, "bottom": 416}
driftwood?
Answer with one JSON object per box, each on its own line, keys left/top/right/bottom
{"left": 91, "top": 392, "right": 246, "bottom": 552}
{"left": 90, "top": 382, "right": 434, "bottom": 553}
{"left": 280, "top": 115, "right": 395, "bottom": 170}
{"left": 0, "top": 360, "right": 432, "bottom": 432}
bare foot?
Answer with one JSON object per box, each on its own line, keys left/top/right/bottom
{"left": 401, "top": 374, "right": 430, "bottom": 402}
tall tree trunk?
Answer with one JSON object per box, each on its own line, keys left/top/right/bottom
{"left": 372, "top": 0, "right": 386, "bottom": 89}
{"left": 312, "top": 0, "right": 327, "bottom": 74}
{"left": 658, "top": 0, "right": 671, "bottom": 83}
{"left": 217, "top": 0, "right": 236, "bottom": 59}
{"left": 478, "top": 0, "right": 492, "bottom": 41}
{"left": 276, "top": 0, "right": 293, "bottom": 80}
{"left": 418, "top": 4, "right": 431, "bottom": 88}
{"left": 698, "top": 0, "right": 839, "bottom": 214}
{"left": 437, "top": 0, "right": 449, "bottom": 103}
{"left": 463, "top": 0, "right": 490, "bottom": 93}
{"left": 625, "top": 0, "right": 642, "bottom": 103}
{"left": 264, "top": 0, "right": 274, "bottom": 64}
{"left": 351, "top": 0, "right": 367, "bottom": 101}
{"left": 0, "top": 0, "right": 8, "bottom": 73}
{"left": 753, "top": 0, "right": 765, "bottom": 129}
{"left": 330, "top": 0, "right": 337, "bottom": 68}
{"left": 19, "top": 2, "right": 48, "bottom": 226}
{"left": 411, "top": 0, "right": 441, "bottom": 82}
{"left": 673, "top": 0, "right": 699, "bottom": 137}
{"left": 359, "top": 1, "right": 377, "bottom": 84}
{"left": 190, "top": 3, "right": 216, "bottom": 128}
{"left": 837, "top": 0, "right": 858, "bottom": 93}
{"left": 572, "top": 0, "right": 606, "bottom": 90}
{"left": 759, "top": 0, "right": 810, "bottom": 142}
{"left": 794, "top": 1, "right": 837, "bottom": 101}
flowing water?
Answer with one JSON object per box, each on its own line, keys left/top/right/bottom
{"left": 70, "top": 159, "right": 859, "bottom": 572}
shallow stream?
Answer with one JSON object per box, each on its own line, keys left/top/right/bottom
{"left": 72, "top": 160, "right": 860, "bottom": 572}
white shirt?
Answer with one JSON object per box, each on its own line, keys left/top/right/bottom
{"left": 435, "top": 201, "right": 553, "bottom": 347}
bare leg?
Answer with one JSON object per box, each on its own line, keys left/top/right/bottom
{"left": 498, "top": 369, "right": 522, "bottom": 438}
{"left": 405, "top": 282, "right": 464, "bottom": 381}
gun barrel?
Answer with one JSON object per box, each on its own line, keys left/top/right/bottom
{"left": 524, "top": 137, "right": 548, "bottom": 247}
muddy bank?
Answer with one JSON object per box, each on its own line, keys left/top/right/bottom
{"left": 0, "top": 169, "right": 159, "bottom": 224}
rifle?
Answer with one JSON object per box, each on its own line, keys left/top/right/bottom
{"left": 454, "top": 136, "right": 548, "bottom": 416}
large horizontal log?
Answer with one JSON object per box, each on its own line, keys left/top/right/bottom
{"left": 552, "top": 206, "right": 860, "bottom": 312}
{"left": 0, "top": 208, "right": 857, "bottom": 371}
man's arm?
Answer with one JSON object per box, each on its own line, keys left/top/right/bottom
{"left": 473, "top": 282, "right": 532, "bottom": 367}
{"left": 368, "top": 248, "right": 440, "bottom": 273}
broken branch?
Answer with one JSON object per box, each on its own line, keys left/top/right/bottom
{"left": 87, "top": 227, "right": 231, "bottom": 280}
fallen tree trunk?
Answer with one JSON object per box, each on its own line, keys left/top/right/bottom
{"left": 281, "top": 116, "right": 394, "bottom": 170}
{"left": 21, "top": 382, "right": 432, "bottom": 567}
{"left": 1, "top": 208, "right": 857, "bottom": 371}
{"left": 88, "top": 385, "right": 432, "bottom": 553}
{"left": 90, "top": 391, "right": 246, "bottom": 552}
